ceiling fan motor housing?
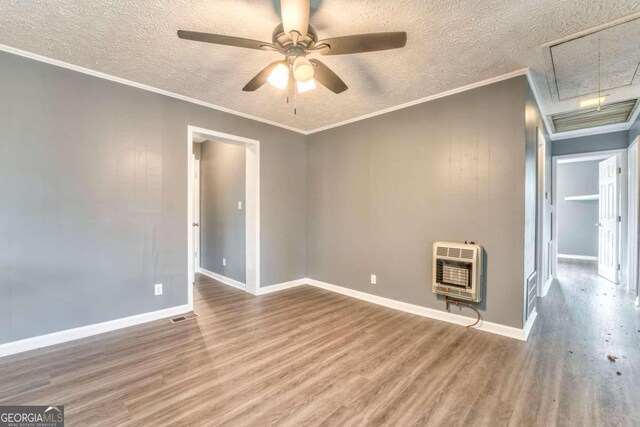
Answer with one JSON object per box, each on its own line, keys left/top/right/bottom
{"left": 272, "top": 23, "right": 318, "bottom": 52}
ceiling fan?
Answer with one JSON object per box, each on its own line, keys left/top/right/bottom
{"left": 177, "top": 0, "right": 407, "bottom": 97}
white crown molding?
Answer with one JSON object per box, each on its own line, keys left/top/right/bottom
{"left": 1, "top": 44, "right": 533, "bottom": 137}
{"left": 0, "top": 304, "right": 191, "bottom": 358}
{"left": 525, "top": 71, "right": 556, "bottom": 139}
{"left": 307, "top": 68, "right": 531, "bottom": 134}
{"left": 4, "top": 44, "right": 633, "bottom": 148}
{"left": 0, "top": 43, "right": 308, "bottom": 135}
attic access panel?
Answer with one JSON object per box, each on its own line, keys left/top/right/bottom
{"left": 548, "top": 17, "right": 640, "bottom": 101}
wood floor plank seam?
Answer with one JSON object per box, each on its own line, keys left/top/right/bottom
{"left": 0, "top": 266, "right": 638, "bottom": 426}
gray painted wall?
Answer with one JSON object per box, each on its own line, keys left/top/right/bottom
{"left": 200, "top": 140, "right": 246, "bottom": 283}
{"left": 0, "top": 51, "right": 307, "bottom": 345}
{"left": 307, "top": 76, "right": 528, "bottom": 328}
{"left": 629, "top": 113, "right": 640, "bottom": 146}
{"left": 552, "top": 131, "right": 629, "bottom": 156}
{"left": 556, "top": 161, "right": 599, "bottom": 257}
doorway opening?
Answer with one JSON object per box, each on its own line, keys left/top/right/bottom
{"left": 629, "top": 137, "right": 640, "bottom": 305}
{"left": 551, "top": 149, "right": 628, "bottom": 288}
{"left": 536, "top": 128, "right": 553, "bottom": 299}
{"left": 187, "top": 126, "right": 260, "bottom": 304}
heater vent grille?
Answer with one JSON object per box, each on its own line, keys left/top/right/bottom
{"left": 432, "top": 241, "right": 483, "bottom": 303}
{"left": 443, "top": 263, "right": 470, "bottom": 287}
{"left": 460, "top": 249, "right": 474, "bottom": 259}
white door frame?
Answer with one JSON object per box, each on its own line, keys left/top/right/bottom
{"left": 628, "top": 137, "right": 640, "bottom": 304}
{"left": 536, "top": 128, "right": 552, "bottom": 297}
{"left": 187, "top": 125, "right": 260, "bottom": 304}
{"left": 552, "top": 148, "right": 628, "bottom": 285}
{"left": 193, "top": 146, "right": 201, "bottom": 274}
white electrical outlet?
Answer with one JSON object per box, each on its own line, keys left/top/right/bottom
{"left": 238, "top": 201, "right": 243, "bottom": 210}
{"left": 370, "top": 275, "right": 377, "bottom": 285}
{"left": 223, "top": 258, "right": 226, "bottom": 266}
{"left": 154, "top": 284, "right": 163, "bottom": 296}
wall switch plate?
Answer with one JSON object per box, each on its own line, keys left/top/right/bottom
{"left": 154, "top": 284, "right": 163, "bottom": 296}
{"left": 370, "top": 275, "right": 377, "bottom": 285}
{"left": 223, "top": 258, "right": 226, "bottom": 266}
{"left": 238, "top": 201, "right": 243, "bottom": 210}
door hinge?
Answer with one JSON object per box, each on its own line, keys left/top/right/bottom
{"left": 618, "top": 264, "right": 621, "bottom": 271}
{"left": 618, "top": 167, "right": 622, "bottom": 174}
{"left": 618, "top": 215, "right": 622, "bottom": 222}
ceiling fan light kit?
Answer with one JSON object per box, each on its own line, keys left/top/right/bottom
{"left": 178, "top": 0, "right": 407, "bottom": 111}
{"left": 267, "top": 63, "right": 290, "bottom": 90}
{"left": 292, "top": 56, "right": 314, "bottom": 82}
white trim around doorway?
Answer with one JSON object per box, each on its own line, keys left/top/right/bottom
{"left": 552, "top": 149, "right": 628, "bottom": 286}
{"left": 187, "top": 126, "right": 261, "bottom": 298}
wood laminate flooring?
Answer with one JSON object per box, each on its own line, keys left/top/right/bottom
{"left": 0, "top": 261, "right": 639, "bottom": 426}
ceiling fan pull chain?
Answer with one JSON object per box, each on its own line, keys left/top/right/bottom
{"left": 286, "top": 80, "right": 290, "bottom": 104}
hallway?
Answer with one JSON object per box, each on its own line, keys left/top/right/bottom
{"left": 525, "top": 259, "right": 640, "bottom": 425}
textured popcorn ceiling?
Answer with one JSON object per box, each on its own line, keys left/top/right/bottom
{"left": 1, "top": 0, "right": 639, "bottom": 132}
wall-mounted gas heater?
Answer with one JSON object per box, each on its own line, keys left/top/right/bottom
{"left": 433, "top": 241, "right": 483, "bottom": 302}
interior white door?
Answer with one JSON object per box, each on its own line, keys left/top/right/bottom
{"left": 598, "top": 155, "right": 619, "bottom": 283}
{"left": 193, "top": 152, "right": 201, "bottom": 274}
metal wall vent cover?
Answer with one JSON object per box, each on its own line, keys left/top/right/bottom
{"left": 550, "top": 99, "right": 638, "bottom": 132}
{"left": 170, "top": 313, "right": 199, "bottom": 323}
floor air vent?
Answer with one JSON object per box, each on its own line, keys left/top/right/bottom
{"left": 170, "top": 313, "right": 199, "bottom": 323}
{"left": 550, "top": 99, "right": 638, "bottom": 132}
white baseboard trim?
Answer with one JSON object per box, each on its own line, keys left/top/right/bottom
{"left": 198, "top": 268, "right": 246, "bottom": 291}
{"left": 557, "top": 254, "right": 598, "bottom": 261}
{"left": 257, "top": 279, "right": 307, "bottom": 295}
{"left": 541, "top": 276, "right": 554, "bottom": 297}
{"left": 0, "top": 304, "right": 191, "bottom": 358}
{"left": 305, "top": 279, "right": 529, "bottom": 341}
{"left": 523, "top": 308, "right": 538, "bottom": 340}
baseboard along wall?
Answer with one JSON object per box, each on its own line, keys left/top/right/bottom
{"left": 1, "top": 274, "right": 536, "bottom": 359}
{"left": 0, "top": 304, "right": 191, "bottom": 358}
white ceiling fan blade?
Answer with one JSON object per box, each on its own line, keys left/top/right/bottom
{"left": 280, "top": 0, "right": 310, "bottom": 37}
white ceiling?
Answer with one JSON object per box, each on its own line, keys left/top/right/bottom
{"left": 1, "top": 0, "right": 639, "bottom": 133}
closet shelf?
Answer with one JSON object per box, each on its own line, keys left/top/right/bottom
{"left": 564, "top": 194, "right": 599, "bottom": 201}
